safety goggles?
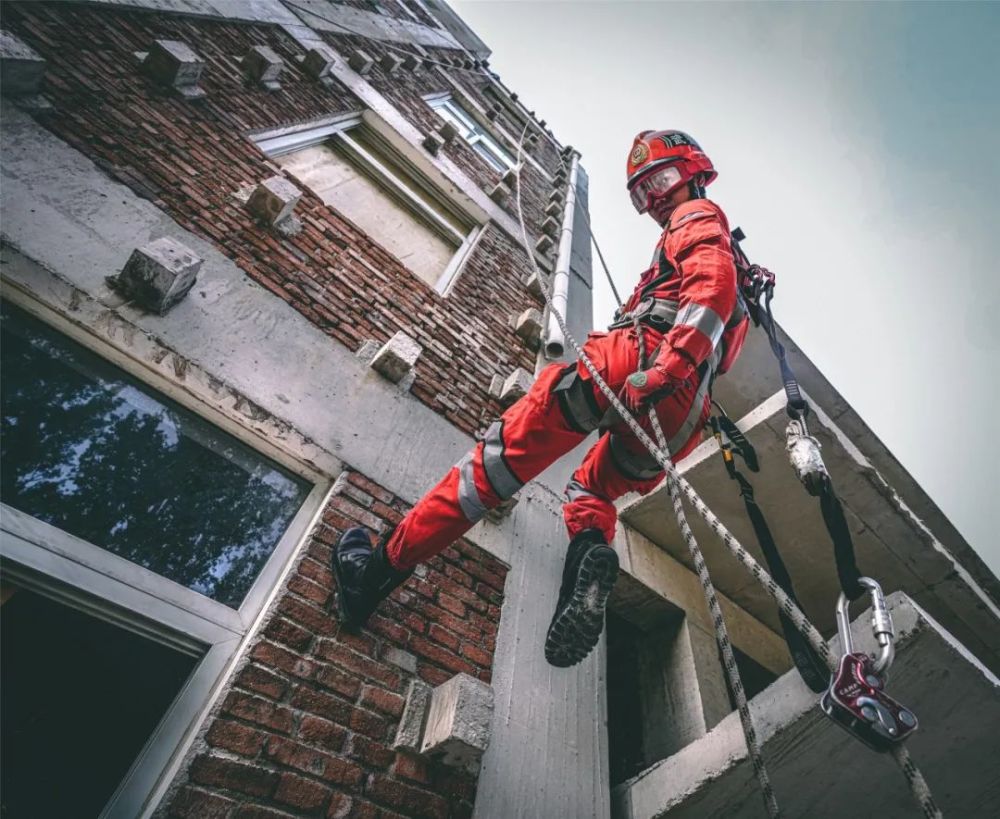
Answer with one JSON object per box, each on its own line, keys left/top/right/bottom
{"left": 629, "top": 164, "right": 683, "bottom": 213}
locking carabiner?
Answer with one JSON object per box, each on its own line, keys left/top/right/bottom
{"left": 836, "top": 576, "right": 895, "bottom": 675}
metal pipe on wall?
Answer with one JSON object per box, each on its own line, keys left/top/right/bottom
{"left": 542, "top": 152, "right": 580, "bottom": 359}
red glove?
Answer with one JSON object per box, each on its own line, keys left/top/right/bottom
{"left": 621, "top": 348, "right": 697, "bottom": 413}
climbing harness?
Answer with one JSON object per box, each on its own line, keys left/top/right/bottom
{"left": 510, "top": 133, "right": 942, "bottom": 818}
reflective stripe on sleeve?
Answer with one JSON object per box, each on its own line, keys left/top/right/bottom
{"left": 482, "top": 421, "right": 523, "bottom": 501}
{"left": 675, "top": 302, "right": 725, "bottom": 348}
{"left": 456, "top": 452, "right": 487, "bottom": 523}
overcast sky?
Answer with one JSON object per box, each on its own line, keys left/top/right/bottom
{"left": 453, "top": 0, "right": 1000, "bottom": 576}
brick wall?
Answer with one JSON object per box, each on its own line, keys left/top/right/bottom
{"left": 164, "top": 469, "right": 509, "bottom": 819}
{"left": 2, "top": 2, "right": 557, "bottom": 437}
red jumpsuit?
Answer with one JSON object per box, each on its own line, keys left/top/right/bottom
{"left": 385, "top": 198, "right": 741, "bottom": 570}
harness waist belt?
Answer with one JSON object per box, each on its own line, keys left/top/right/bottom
{"left": 608, "top": 298, "right": 679, "bottom": 331}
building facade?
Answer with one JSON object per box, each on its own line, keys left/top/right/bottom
{"left": 1, "top": 2, "right": 997, "bottom": 819}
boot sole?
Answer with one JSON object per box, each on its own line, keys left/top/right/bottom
{"left": 544, "top": 544, "right": 619, "bottom": 668}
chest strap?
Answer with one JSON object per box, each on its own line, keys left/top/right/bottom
{"left": 608, "top": 297, "right": 679, "bottom": 331}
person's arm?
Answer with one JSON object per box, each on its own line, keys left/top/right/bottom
{"left": 622, "top": 200, "right": 736, "bottom": 410}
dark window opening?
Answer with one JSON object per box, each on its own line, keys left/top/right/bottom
{"left": 1, "top": 582, "right": 200, "bottom": 818}
{"left": 606, "top": 611, "right": 648, "bottom": 787}
{"left": 0, "top": 301, "right": 311, "bottom": 607}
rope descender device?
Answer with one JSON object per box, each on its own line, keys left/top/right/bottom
{"left": 820, "top": 577, "right": 918, "bottom": 751}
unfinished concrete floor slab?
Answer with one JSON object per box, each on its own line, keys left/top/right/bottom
{"left": 613, "top": 593, "right": 1000, "bottom": 819}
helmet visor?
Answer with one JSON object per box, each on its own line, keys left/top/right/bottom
{"left": 629, "top": 164, "right": 683, "bottom": 213}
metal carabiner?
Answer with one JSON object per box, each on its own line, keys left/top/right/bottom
{"left": 836, "top": 576, "right": 895, "bottom": 674}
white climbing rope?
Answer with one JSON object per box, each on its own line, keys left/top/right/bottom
{"left": 510, "top": 132, "right": 943, "bottom": 819}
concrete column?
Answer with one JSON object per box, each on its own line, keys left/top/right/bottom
{"left": 685, "top": 621, "right": 733, "bottom": 732}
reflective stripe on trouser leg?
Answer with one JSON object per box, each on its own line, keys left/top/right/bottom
{"left": 385, "top": 362, "right": 594, "bottom": 569}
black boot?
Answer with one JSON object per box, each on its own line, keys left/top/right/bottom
{"left": 332, "top": 527, "right": 413, "bottom": 632}
{"left": 544, "top": 528, "right": 619, "bottom": 668}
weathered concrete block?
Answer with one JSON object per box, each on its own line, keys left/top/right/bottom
{"left": 422, "top": 133, "right": 443, "bottom": 156}
{"left": 541, "top": 215, "right": 561, "bottom": 238}
{"left": 400, "top": 53, "right": 420, "bottom": 71}
{"left": 500, "top": 167, "right": 518, "bottom": 188}
{"left": 393, "top": 680, "right": 432, "bottom": 752}
{"left": 370, "top": 331, "right": 422, "bottom": 383}
{"left": 523, "top": 271, "right": 544, "bottom": 298}
{"left": 486, "top": 106, "right": 499, "bottom": 122}
{"left": 378, "top": 53, "right": 402, "bottom": 74}
{"left": 0, "top": 30, "right": 46, "bottom": 97}
{"left": 549, "top": 189, "right": 565, "bottom": 206}
{"left": 545, "top": 200, "right": 563, "bottom": 218}
{"left": 500, "top": 367, "right": 533, "bottom": 406}
{"left": 489, "top": 182, "right": 510, "bottom": 206}
{"left": 534, "top": 234, "right": 554, "bottom": 255}
{"left": 246, "top": 175, "right": 302, "bottom": 227}
{"left": 438, "top": 120, "right": 459, "bottom": 145}
{"left": 301, "top": 46, "right": 335, "bottom": 79}
{"left": 142, "top": 40, "right": 205, "bottom": 99}
{"left": 243, "top": 45, "right": 283, "bottom": 90}
{"left": 348, "top": 49, "right": 374, "bottom": 75}
{"left": 420, "top": 673, "right": 494, "bottom": 773}
{"left": 514, "top": 308, "right": 544, "bottom": 347}
{"left": 114, "top": 237, "right": 203, "bottom": 314}
{"left": 383, "top": 646, "right": 418, "bottom": 674}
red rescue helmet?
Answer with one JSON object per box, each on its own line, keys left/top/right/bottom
{"left": 626, "top": 130, "right": 717, "bottom": 213}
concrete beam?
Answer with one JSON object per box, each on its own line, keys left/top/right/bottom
{"left": 617, "top": 391, "right": 1000, "bottom": 675}
{"left": 613, "top": 592, "right": 1000, "bottom": 819}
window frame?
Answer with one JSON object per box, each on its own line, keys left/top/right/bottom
{"left": 0, "top": 293, "right": 333, "bottom": 818}
{"left": 424, "top": 92, "right": 518, "bottom": 173}
{"left": 253, "top": 113, "right": 483, "bottom": 295}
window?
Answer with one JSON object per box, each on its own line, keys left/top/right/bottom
{"left": 256, "top": 115, "right": 482, "bottom": 293}
{"left": 426, "top": 93, "right": 517, "bottom": 172}
{"left": 0, "top": 300, "right": 329, "bottom": 817}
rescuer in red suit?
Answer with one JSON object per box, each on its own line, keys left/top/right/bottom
{"left": 333, "top": 130, "right": 750, "bottom": 667}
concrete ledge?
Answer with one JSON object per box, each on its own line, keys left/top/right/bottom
{"left": 613, "top": 592, "right": 1000, "bottom": 819}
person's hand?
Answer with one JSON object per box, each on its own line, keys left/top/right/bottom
{"left": 620, "top": 349, "right": 696, "bottom": 412}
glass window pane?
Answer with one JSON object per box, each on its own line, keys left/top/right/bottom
{"left": 472, "top": 141, "right": 509, "bottom": 173}
{"left": 0, "top": 302, "right": 312, "bottom": 608}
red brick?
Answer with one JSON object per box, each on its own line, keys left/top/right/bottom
{"left": 264, "top": 616, "right": 314, "bottom": 652}
{"left": 278, "top": 594, "right": 337, "bottom": 637}
{"left": 289, "top": 684, "right": 353, "bottom": 726}
{"left": 410, "top": 637, "right": 478, "bottom": 677}
{"left": 223, "top": 691, "right": 294, "bottom": 734}
{"left": 328, "top": 495, "right": 384, "bottom": 532}
{"left": 366, "top": 774, "right": 449, "bottom": 819}
{"left": 346, "top": 798, "right": 378, "bottom": 819}
{"left": 346, "top": 472, "right": 395, "bottom": 505}
{"left": 427, "top": 623, "right": 461, "bottom": 652}
{"left": 333, "top": 627, "right": 377, "bottom": 656}
{"left": 368, "top": 613, "right": 411, "bottom": 646}
{"left": 437, "top": 593, "right": 466, "bottom": 617}
{"left": 189, "top": 754, "right": 279, "bottom": 799}
{"left": 346, "top": 733, "right": 394, "bottom": 769}
{"left": 253, "top": 640, "right": 317, "bottom": 680}
{"left": 359, "top": 685, "right": 406, "bottom": 718}
{"left": 237, "top": 664, "right": 289, "bottom": 701}
{"left": 370, "top": 500, "right": 403, "bottom": 525}
{"left": 265, "top": 736, "right": 363, "bottom": 786}
{"left": 206, "top": 719, "right": 265, "bottom": 758}
{"left": 299, "top": 556, "right": 335, "bottom": 588}
{"left": 460, "top": 642, "right": 494, "bottom": 669}
{"left": 349, "top": 704, "right": 389, "bottom": 741}
{"left": 273, "top": 771, "right": 330, "bottom": 811}
{"left": 297, "top": 713, "right": 348, "bottom": 752}
{"left": 391, "top": 752, "right": 433, "bottom": 785}
{"left": 288, "top": 573, "right": 331, "bottom": 606}
{"left": 315, "top": 664, "right": 363, "bottom": 699}
{"left": 417, "top": 664, "right": 451, "bottom": 686}
{"left": 166, "top": 785, "right": 237, "bottom": 818}
{"left": 316, "top": 640, "right": 402, "bottom": 690}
